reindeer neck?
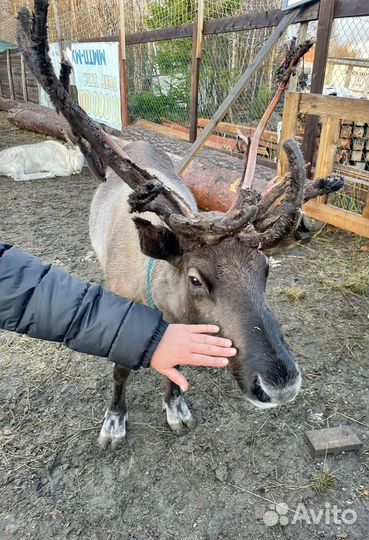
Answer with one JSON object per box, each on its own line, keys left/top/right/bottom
{"left": 147, "top": 258, "right": 187, "bottom": 323}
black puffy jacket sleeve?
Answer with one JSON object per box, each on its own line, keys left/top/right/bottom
{"left": 0, "top": 243, "right": 168, "bottom": 370}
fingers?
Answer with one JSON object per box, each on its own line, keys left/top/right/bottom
{"left": 187, "top": 354, "right": 230, "bottom": 367}
{"left": 186, "top": 324, "right": 220, "bottom": 334}
{"left": 191, "top": 342, "right": 237, "bottom": 358}
{"left": 160, "top": 367, "right": 189, "bottom": 392}
{"left": 191, "top": 333, "right": 233, "bottom": 349}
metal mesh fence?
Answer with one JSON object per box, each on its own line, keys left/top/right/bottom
{"left": 197, "top": 21, "right": 311, "bottom": 162}
{"left": 126, "top": 38, "right": 192, "bottom": 125}
{"left": 325, "top": 16, "right": 369, "bottom": 213}
{"left": 0, "top": 2, "right": 368, "bottom": 171}
{"left": 326, "top": 16, "right": 369, "bottom": 98}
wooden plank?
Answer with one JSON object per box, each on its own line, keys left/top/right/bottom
{"left": 136, "top": 119, "right": 278, "bottom": 168}
{"left": 20, "top": 54, "right": 28, "bottom": 102}
{"left": 75, "top": 1, "right": 368, "bottom": 47}
{"left": 6, "top": 50, "right": 15, "bottom": 101}
{"left": 175, "top": 8, "right": 301, "bottom": 176}
{"left": 303, "top": 201, "right": 369, "bottom": 238}
{"left": 9, "top": 52, "right": 23, "bottom": 102}
{"left": 204, "top": 2, "right": 320, "bottom": 35}
{"left": 136, "top": 118, "right": 239, "bottom": 153}
{"left": 314, "top": 116, "right": 341, "bottom": 202}
{"left": 197, "top": 118, "right": 280, "bottom": 142}
{"left": 363, "top": 194, "right": 369, "bottom": 220}
{"left": 305, "top": 426, "right": 362, "bottom": 457}
{"left": 189, "top": 1, "right": 204, "bottom": 143}
{"left": 302, "top": 0, "right": 336, "bottom": 176}
{"left": 277, "top": 92, "right": 301, "bottom": 177}
{"left": 300, "top": 93, "right": 369, "bottom": 123}
{"left": 334, "top": 0, "right": 369, "bottom": 19}
{"left": 119, "top": 0, "right": 129, "bottom": 127}
{"left": 126, "top": 24, "right": 193, "bottom": 45}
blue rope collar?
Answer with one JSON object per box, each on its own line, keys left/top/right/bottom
{"left": 147, "top": 257, "right": 158, "bottom": 310}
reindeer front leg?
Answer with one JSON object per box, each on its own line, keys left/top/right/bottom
{"left": 163, "top": 372, "right": 194, "bottom": 434}
{"left": 99, "top": 364, "right": 130, "bottom": 448}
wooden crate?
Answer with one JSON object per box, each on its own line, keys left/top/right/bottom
{"left": 278, "top": 92, "right": 369, "bottom": 239}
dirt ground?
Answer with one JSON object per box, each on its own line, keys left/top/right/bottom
{"left": 0, "top": 112, "right": 368, "bottom": 540}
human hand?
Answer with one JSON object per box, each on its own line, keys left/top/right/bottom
{"left": 150, "top": 324, "right": 236, "bottom": 391}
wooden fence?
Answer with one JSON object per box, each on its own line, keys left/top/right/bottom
{"left": 1, "top": 1, "right": 369, "bottom": 237}
{"left": 1, "top": 0, "right": 369, "bottom": 132}
{"left": 0, "top": 49, "right": 38, "bottom": 103}
{"left": 278, "top": 92, "right": 369, "bottom": 238}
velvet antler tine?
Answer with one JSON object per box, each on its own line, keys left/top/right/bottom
{"left": 17, "top": 3, "right": 343, "bottom": 252}
{"left": 240, "top": 139, "right": 306, "bottom": 249}
{"left": 17, "top": 1, "right": 195, "bottom": 219}
{"left": 168, "top": 204, "right": 258, "bottom": 251}
{"left": 59, "top": 61, "right": 72, "bottom": 94}
{"left": 303, "top": 175, "right": 345, "bottom": 202}
{"left": 240, "top": 38, "right": 315, "bottom": 190}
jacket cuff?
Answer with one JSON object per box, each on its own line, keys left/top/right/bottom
{"left": 140, "top": 319, "right": 169, "bottom": 369}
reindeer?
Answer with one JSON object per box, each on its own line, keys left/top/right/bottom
{"left": 0, "top": 139, "right": 84, "bottom": 181}
{"left": 17, "top": 1, "right": 344, "bottom": 447}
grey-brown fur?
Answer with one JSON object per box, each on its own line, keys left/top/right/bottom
{"left": 16, "top": 0, "right": 345, "bottom": 445}
{"left": 90, "top": 141, "right": 302, "bottom": 444}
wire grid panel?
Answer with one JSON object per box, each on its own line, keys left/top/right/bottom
{"left": 325, "top": 16, "right": 369, "bottom": 98}
{"left": 198, "top": 22, "right": 302, "bottom": 161}
{"left": 204, "top": 0, "right": 281, "bottom": 19}
{"left": 126, "top": 39, "right": 192, "bottom": 125}
{"left": 329, "top": 177, "right": 369, "bottom": 215}
{"left": 0, "top": 1, "right": 199, "bottom": 50}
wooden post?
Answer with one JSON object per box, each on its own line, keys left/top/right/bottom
{"left": 175, "top": 8, "right": 301, "bottom": 176}
{"left": 277, "top": 92, "right": 301, "bottom": 177}
{"left": 302, "top": 0, "right": 336, "bottom": 177}
{"left": 20, "top": 54, "right": 28, "bottom": 102}
{"left": 313, "top": 116, "right": 341, "bottom": 202}
{"left": 344, "top": 64, "right": 353, "bottom": 88}
{"left": 363, "top": 196, "right": 369, "bottom": 220}
{"left": 52, "top": 0, "right": 64, "bottom": 60}
{"left": 6, "top": 50, "right": 15, "bottom": 100}
{"left": 119, "top": 0, "right": 129, "bottom": 127}
{"left": 189, "top": 0, "right": 205, "bottom": 143}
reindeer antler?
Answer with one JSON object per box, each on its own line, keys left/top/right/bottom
{"left": 17, "top": 0, "right": 194, "bottom": 218}
{"left": 17, "top": 1, "right": 343, "bottom": 253}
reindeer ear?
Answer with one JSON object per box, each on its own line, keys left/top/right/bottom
{"left": 133, "top": 217, "right": 183, "bottom": 262}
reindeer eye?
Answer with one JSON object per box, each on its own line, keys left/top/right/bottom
{"left": 189, "top": 275, "right": 202, "bottom": 287}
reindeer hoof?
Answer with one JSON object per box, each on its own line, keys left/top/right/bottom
{"left": 98, "top": 410, "right": 127, "bottom": 449}
{"left": 163, "top": 396, "right": 194, "bottom": 434}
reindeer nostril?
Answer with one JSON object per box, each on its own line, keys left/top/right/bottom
{"left": 251, "top": 375, "right": 271, "bottom": 403}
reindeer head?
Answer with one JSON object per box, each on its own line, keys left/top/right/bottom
{"left": 127, "top": 139, "right": 344, "bottom": 408}
{"left": 17, "top": 0, "right": 344, "bottom": 408}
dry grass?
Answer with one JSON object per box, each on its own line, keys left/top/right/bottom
{"left": 280, "top": 286, "right": 307, "bottom": 302}
{"left": 318, "top": 268, "right": 369, "bottom": 297}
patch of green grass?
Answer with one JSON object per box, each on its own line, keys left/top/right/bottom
{"left": 281, "top": 286, "right": 306, "bottom": 301}
{"left": 310, "top": 467, "right": 337, "bottom": 495}
{"left": 330, "top": 191, "right": 364, "bottom": 214}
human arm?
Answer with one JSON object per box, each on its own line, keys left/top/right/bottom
{"left": 0, "top": 243, "right": 235, "bottom": 378}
